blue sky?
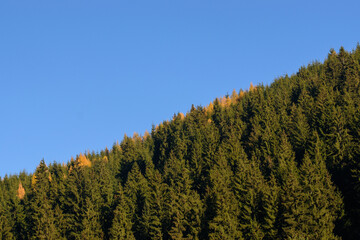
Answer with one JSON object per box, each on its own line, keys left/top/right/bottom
{"left": 1, "top": 0, "right": 359, "bottom": 177}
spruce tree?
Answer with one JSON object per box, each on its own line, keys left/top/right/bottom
{"left": 260, "top": 175, "right": 279, "bottom": 240}
{"left": 0, "top": 203, "right": 13, "bottom": 240}
{"left": 80, "top": 197, "right": 103, "bottom": 240}
{"left": 299, "top": 152, "right": 342, "bottom": 239}
{"left": 124, "top": 162, "right": 149, "bottom": 239}
{"left": 164, "top": 153, "right": 202, "bottom": 240}
{"left": 110, "top": 185, "right": 135, "bottom": 240}
{"left": 207, "top": 148, "right": 242, "bottom": 240}
{"left": 275, "top": 134, "right": 305, "bottom": 239}
{"left": 28, "top": 160, "right": 61, "bottom": 239}
{"left": 233, "top": 155, "right": 265, "bottom": 239}
{"left": 63, "top": 161, "right": 87, "bottom": 239}
{"left": 141, "top": 170, "right": 164, "bottom": 240}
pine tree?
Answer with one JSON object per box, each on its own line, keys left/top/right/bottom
{"left": 63, "top": 161, "right": 87, "bottom": 239}
{"left": 298, "top": 152, "right": 342, "bottom": 239}
{"left": 141, "top": 170, "right": 164, "bottom": 240}
{"left": 124, "top": 162, "right": 149, "bottom": 239}
{"left": 233, "top": 156, "right": 265, "bottom": 240}
{"left": 80, "top": 197, "right": 103, "bottom": 240}
{"left": 11, "top": 190, "right": 28, "bottom": 240}
{"left": 275, "top": 134, "right": 305, "bottom": 239}
{"left": 110, "top": 185, "right": 135, "bottom": 240}
{"left": 288, "top": 104, "right": 311, "bottom": 161}
{"left": 164, "top": 153, "right": 202, "bottom": 240}
{"left": 260, "top": 175, "right": 279, "bottom": 240}
{"left": 28, "top": 159, "right": 61, "bottom": 239}
{"left": 207, "top": 148, "right": 242, "bottom": 240}
{"left": 0, "top": 203, "right": 13, "bottom": 240}
{"left": 91, "top": 158, "right": 114, "bottom": 238}
{"left": 47, "top": 163, "right": 68, "bottom": 238}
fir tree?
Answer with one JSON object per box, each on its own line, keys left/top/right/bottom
{"left": 207, "top": 148, "right": 242, "bottom": 240}
{"left": 110, "top": 185, "right": 135, "bottom": 240}
{"left": 0, "top": 203, "right": 13, "bottom": 240}
{"left": 28, "top": 160, "right": 61, "bottom": 239}
{"left": 80, "top": 198, "right": 103, "bottom": 240}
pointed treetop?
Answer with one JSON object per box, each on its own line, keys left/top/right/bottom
{"left": 231, "top": 89, "right": 238, "bottom": 100}
{"left": 330, "top": 48, "right": 337, "bottom": 56}
{"left": 77, "top": 153, "right": 92, "bottom": 168}
{"left": 17, "top": 181, "right": 26, "bottom": 200}
{"left": 133, "top": 132, "right": 141, "bottom": 141}
{"left": 179, "top": 112, "right": 185, "bottom": 120}
{"left": 249, "top": 82, "right": 257, "bottom": 92}
{"left": 143, "top": 130, "right": 150, "bottom": 140}
{"left": 239, "top": 90, "right": 245, "bottom": 99}
{"left": 206, "top": 102, "right": 214, "bottom": 115}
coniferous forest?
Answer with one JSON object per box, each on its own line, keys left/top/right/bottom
{"left": 2, "top": 46, "right": 360, "bottom": 239}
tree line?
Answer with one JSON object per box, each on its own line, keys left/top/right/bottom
{"left": 1, "top": 46, "right": 360, "bottom": 239}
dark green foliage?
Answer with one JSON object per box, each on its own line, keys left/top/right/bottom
{"left": 164, "top": 154, "right": 203, "bottom": 240}
{"left": 124, "top": 162, "right": 150, "bottom": 239}
{"left": 142, "top": 170, "right": 164, "bottom": 240}
{"left": 207, "top": 149, "right": 242, "bottom": 240}
{"left": 2, "top": 46, "right": 360, "bottom": 239}
{"left": 81, "top": 197, "right": 103, "bottom": 240}
{"left": 0, "top": 203, "right": 14, "bottom": 240}
{"left": 110, "top": 185, "right": 135, "bottom": 240}
{"left": 28, "top": 160, "right": 61, "bottom": 239}
{"left": 233, "top": 155, "right": 267, "bottom": 239}
{"left": 62, "top": 163, "right": 87, "bottom": 239}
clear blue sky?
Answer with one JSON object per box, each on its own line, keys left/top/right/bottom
{"left": 1, "top": 0, "right": 359, "bottom": 177}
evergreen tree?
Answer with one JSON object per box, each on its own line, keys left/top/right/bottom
{"left": 11, "top": 191, "right": 28, "bottom": 240}
{"left": 164, "top": 153, "right": 203, "bottom": 240}
{"left": 91, "top": 158, "right": 114, "bottom": 238}
{"left": 80, "top": 197, "right": 103, "bottom": 240}
{"left": 288, "top": 104, "right": 311, "bottom": 161}
{"left": 299, "top": 152, "right": 342, "bottom": 239}
{"left": 275, "top": 134, "right": 305, "bottom": 239}
{"left": 233, "top": 155, "right": 265, "bottom": 240}
{"left": 207, "top": 148, "right": 242, "bottom": 240}
{"left": 28, "top": 159, "right": 61, "bottom": 239}
{"left": 124, "top": 162, "right": 149, "bottom": 239}
{"left": 0, "top": 203, "right": 13, "bottom": 240}
{"left": 110, "top": 185, "right": 135, "bottom": 240}
{"left": 260, "top": 175, "right": 279, "bottom": 240}
{"left": 141, "top": 170, "right": 164, "bottom": 240}
{"left": 63, "top": 160, "right": 88, "bottom": 239}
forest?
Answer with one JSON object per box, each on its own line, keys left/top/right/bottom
{"left": 1, "top": 46, "right": 360, "bottom": 239}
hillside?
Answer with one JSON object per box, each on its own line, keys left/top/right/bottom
{"left": 1, "top": 46, "right": 360, "bottom": 239}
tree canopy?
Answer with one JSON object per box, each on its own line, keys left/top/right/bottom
{"left": 1, "top": 45, "right": 360, "bottom": 239}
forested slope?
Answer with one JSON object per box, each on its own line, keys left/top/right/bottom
{"left": 1, "top": 46, "right": 360, "bottom": 239}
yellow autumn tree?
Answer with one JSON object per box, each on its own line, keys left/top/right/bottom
{"left": 179, "top": 112, "right": 185, "bottom": 120}
{"left": 17, "top": 181, "right": 26, "bottom": 200}
{"left": 249, "top": 82, "right": 257, "bottom": 92}
{"left": 226, "top": 96, "right": 232, "bottom": 106}
{"left": 143, "top": 130, "right": 150, "bottom": 140}
{"left": 219, "top": 96, "right": 227, "bottom": 107}
{"left": 31, "top": 174, "right": 37, "bottom": 187}
{"left": 231, "top": 89, "right": 238, "bottom": 102}
{"left": 77, "top": 153, "right": 92, "bottom": 168}
{"left": 206, "top": 102, "right": 214, "bottom": 115}
{"left": 239, "top": 90, "right": 245, "bottom": 99}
